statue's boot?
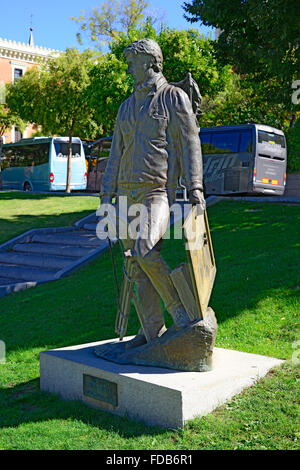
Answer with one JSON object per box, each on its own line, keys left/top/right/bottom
{"left": 125, "top": 325, "right": 167, "bottom": 349}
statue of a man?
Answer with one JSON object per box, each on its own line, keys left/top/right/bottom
{"left": 100, "top": 38, "right": 205, "bottom": 348}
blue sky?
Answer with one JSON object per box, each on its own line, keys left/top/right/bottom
{"left": 0, "top": 0, "right": 213, "bottom": 51}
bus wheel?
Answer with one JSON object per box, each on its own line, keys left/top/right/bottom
{"left": 24, "top": 182, "right": 32, "bottom": 192}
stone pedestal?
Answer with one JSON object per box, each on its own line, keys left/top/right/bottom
{"left": 40, "top": 338, "right": 284, "bottom": 429}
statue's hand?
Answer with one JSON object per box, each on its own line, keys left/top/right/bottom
{"left": 189, "top": 189, "right": 206, "bottom": 211}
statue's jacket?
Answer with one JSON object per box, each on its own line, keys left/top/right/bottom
{"left": 101, "top": 75, "right": 203, "bottom": 202}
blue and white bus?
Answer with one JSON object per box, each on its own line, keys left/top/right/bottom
{"left": 85, "top": 124, "right": 287, "bottom": 197}
{"left": 200, "top": 124, "right": 287, "bottom": 196}
{"left": 0, "top": 137, "right": 87, "bottom": 192}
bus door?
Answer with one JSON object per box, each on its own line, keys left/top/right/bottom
{"left": 254, "top": 129, "right": 287, "bottom": 195}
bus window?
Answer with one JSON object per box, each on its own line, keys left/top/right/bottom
{"left": 239, "top": 130, "right": 253, "bottom": 152}
{"left": 258, "top": 130, "right": 285, "bottom": 148}
{"left": 210, "top": 131, "right": 239, "bottom": 153}
{"left": 54, "top": 142, "right": 81, "bottom": 157}
{"left": 198, "top": 124, "right": 286, "bottom": 197}
{"left": 2, "top": 143, "right": 50, "bottom": 168}
{"left": 33, "top": 144, "right": 49, "bottom": 165}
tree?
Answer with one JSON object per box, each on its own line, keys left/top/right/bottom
{"left": 200, "top": 71, "right": 292, "bottom": 129}
{"left": 183, "top": 0, "right": 299, "bottom": 79}
{"left": 69, "top": 4, "right": 296, "bottom": 139}
{"left": 158, "top": 27, "right": 229, "bottom": 98}
{"left": 1, "top": 79, "right": 25, "bottom": 146}
{"left": 96, "top": 24, "right": 272, "bottom": 130}
{"left": 72, "top": 0, "right": 149, "bottom": 48}
{"left": 109, "top": 23, "right": 234, "bottom": 97}
{"left": 7, "top": 48, "right": 101, "bottom": 193}
{"left": 183, "top": 0, "right": 300, "bottom": 123}
{"left": 88, "top": 53, "right": 131, "bottom": 135}
{"left": 0, "top": 105, "right": 24, "bottom": 146}
{"left": 286, "top": 118, "right": 300, "bottom": 173}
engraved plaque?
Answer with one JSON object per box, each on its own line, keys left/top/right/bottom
{"left": 83, "top": 374, "right": 118, "bottom": 407}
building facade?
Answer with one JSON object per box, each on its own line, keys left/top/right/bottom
{"left": 0, "top": 35, "right": 59, "bottom": 143}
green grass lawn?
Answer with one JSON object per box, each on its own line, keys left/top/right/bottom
{"left": 0, "top": 194, "right": 299, "bottom": 450}
{"left": 0, "top": 191, "right": 99, "bottom": 245}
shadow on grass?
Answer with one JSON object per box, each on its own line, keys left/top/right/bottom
{"left": 0, "top": 201, "right": 299, "bottom": 355}
{"left": 0, "top": 201, "right": 299, "bottom": 437}
{"left": 0, "top": 191, "right": 99, "bottom": 245}
{"left": 0, "top": 378, "right": 165, "bottom": 437}
{"left": 0, "top": 227, "right": 299, "bottom": 354}
{"left": 0, "top": 191, "right": 89, "bottom": 201}
{"left": 0, "top": 210, "right": 94, "bottom": 237}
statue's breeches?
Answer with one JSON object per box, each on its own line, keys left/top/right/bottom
{"left": 119, "top": 189, "right": 182, "bottom": 327}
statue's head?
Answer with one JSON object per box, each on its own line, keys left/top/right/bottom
{"left": 123, "top": 39, "right": 163, "bottom": 86}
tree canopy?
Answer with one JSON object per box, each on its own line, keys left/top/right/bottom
{"left": 5, "top": 1, "right": 299, "bottom": 172}
{"left": 183, "top": 0, "right": 299, "bottom": 79}
{"left": 72, "top": 0, "right": 150, "bottom": 48}
{"left": 0, "top": 104, "right": 25, "bottom": 144}
{"left": 183, "top": 0, "right": 300, "bottom": 115}
{"left": 6, "top": 48, "right": 101, "bottom": 192}
{"left": 7, "top": 49, "right": 99, "bottom": 137}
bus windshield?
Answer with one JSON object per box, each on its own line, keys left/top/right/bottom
{"left": 257, "top": 130, "right": 286, "bottom": 148}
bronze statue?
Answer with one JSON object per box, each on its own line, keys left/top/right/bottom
{"left": 95, "top": 39, "right": 217, "bottom": 371}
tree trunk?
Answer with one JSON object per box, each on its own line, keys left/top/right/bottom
{"left": 290, "top": 113, "right": 296, "bottom": 128}
{"left": 66, "top": 131, "right": 73, "bottom": 194}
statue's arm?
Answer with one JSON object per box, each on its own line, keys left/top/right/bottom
{"left": 169, "top": 88, "right": 203, "bottom": 195}
{"left": 100, "top": 108, "right": 124, "bottom": 200}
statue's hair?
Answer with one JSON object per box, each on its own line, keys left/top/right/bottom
{"left": 123, "top": 39, "right": 163, "bottom": 72}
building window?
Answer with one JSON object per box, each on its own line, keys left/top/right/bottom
{"left": 14, "top": 127, "right": 22, "bottom": 142}
{"left": 14, "top": 69, "right": 23, "bottom": 81}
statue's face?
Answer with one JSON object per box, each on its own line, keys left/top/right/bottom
{"left": 126, "top": 53, "right": 152, "bottom": 86}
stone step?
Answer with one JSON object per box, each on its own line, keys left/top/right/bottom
{"left": 13, "top": 242, "right": 94, "bottom": 258}
{"left": 0, "top": 264, "right": 57, "bottom": 282}
{"left": 0, "top": 252, "right": 77, "bottom": 270}
{"left": 31, "top": 232, "right": 104, "bottom": 247}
